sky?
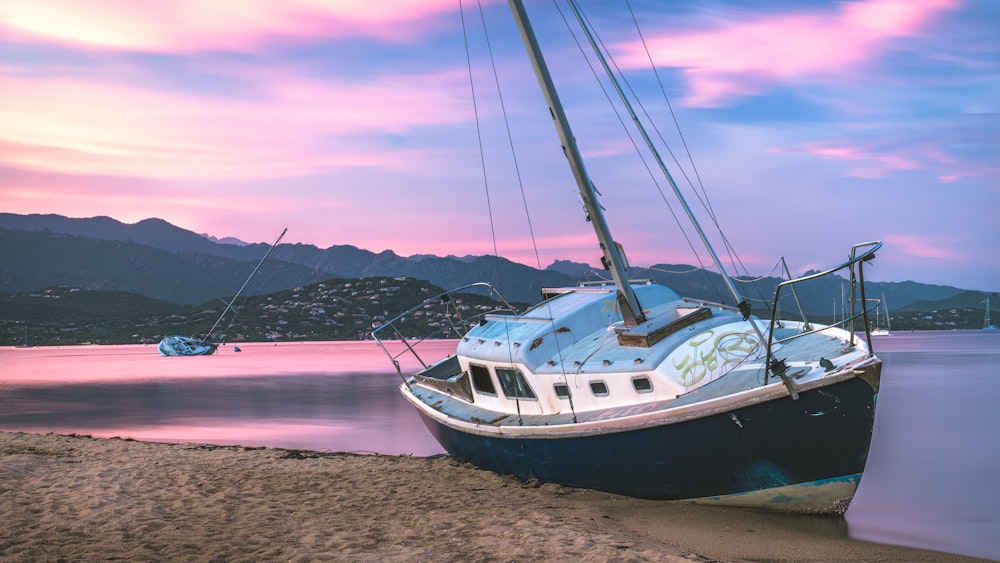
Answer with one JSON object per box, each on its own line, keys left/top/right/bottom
{"left": 2, "top": 0, "right": 998, "bottom": 292}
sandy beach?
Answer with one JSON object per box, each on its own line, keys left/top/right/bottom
{"left": 1, "top": 432, "right": 984, "bottom": 562}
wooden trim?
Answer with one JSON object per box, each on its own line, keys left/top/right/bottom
{"left": 618, "top": 307, "right": 713, "bottom": 348}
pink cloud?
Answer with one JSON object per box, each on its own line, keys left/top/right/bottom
{"left": 884, "top": 233, "right": 958, "bottom": 260}
{"left": 0, "top": 171, "right": 353, "bottom": 246}
{"left": 2, "top": 0, "right": 463, "bottom": 52}
{"left": 1, "top": 67, "right": 470, "bottom": 180}
{"left": 803, "top": 142, "right": 920, "bottom": 177}
{"left": 613, "top": 0, "right": 960, "bottom": 107}
{"left": 811, "top": 146, "right": 865, "bottom": 160}
{"left": 800, "top": 139, "right": 991, "bottom": 183}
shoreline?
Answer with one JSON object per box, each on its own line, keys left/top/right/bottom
{"left": 4, "top": 327, "right": 999, "bottom": 351}
{"left": 1, "top": 431, "right": 984, "bottom": 562}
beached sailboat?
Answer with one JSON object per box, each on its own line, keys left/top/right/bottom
{"left": 159, "top": 228, "right": 287, "bottom": 356}
{"left": 374, "top": 1, "right": 882, "bottom": 514}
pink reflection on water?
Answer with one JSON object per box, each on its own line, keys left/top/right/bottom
{"left": 0, "top": 340, "right": 457, "bottom": 384}
{"left": 0, "top": 340, "right": 454, "bottom": 457}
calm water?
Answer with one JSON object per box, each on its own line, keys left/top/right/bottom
{"left": 0, "top": 340, "right": 453, "bottom": 456}
{"left": 1, "top": 332, "right": 997, "bottom": 560}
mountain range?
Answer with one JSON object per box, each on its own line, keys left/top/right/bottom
{"left": 1, "top": 213, "right": 993, "bottom": 320}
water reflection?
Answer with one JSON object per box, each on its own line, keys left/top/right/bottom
{"left": 846, "top": 331, "right": 1000, "bottom": 560}
{"left": 0, "top": 341, "right": 450, "bottom": 456}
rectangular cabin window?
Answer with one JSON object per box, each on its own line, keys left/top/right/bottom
{"left": 554, "top": 383, "right": 571, "bottom": 398}
{"left": 496, "top": 368, "right": 536, "bottom": 400}
{"left": 590, "top": 381, "right": 609, "bottom": 397}
{"left": 632, "top": 376, "right": 653, "bottom": 393}
{"left": 470, "top": 364, "right": 496, "bottom": 395}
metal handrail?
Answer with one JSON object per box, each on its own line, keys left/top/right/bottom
{"left": 764, "top": 241, "right": 881, "bottom": 384}
{"left": 770, "top": 309, "right": 870, "bottom": 347}
{"left": 370, "top": 282, "right": 517, "bottom": 385}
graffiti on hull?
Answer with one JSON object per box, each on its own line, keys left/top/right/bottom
{"left": 668, "top": 325, "right": 761, "bottom": 387}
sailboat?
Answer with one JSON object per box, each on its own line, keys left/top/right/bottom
{"left": 985, "top": 294, "right": 997, "bottom": 331}
{"left": 871, "top": 295, "right": 892, "bottom": 336}
{"left": 158, "top": 228, "right": 287, "bottom": 356}
{"left": 373, "top": 1, "right": 882, "bottom": 514}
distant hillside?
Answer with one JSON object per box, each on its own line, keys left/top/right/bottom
{"left": 0, "top": 213, "right": 980, "bottom": 314}
{"left": 546, "top": 260, "right": 594, "bottom": 277}
{"left": 0, "top": 214, "right": 579, "bottom": 304}
{"left": 0, "top": 228, "right": 329, "bottom": 305}
{"left": 1, "top": 286, "right": 183, "bottom": 346}
{"left": 2, "top": 280, "right": 995, "bottom": 347}
{"left": 0, "top": 278, "right": 525, "bottom": 346}
{"left": 0, "top": 213, "right": 225, "bottom": 254}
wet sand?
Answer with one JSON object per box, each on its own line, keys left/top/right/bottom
{"left": 1, "top": 432, "right": 983, "bottom": 562}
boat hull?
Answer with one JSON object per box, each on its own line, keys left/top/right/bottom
{"left": 158, "top": 336, "right": 218, "bottom": 356}
{"left": 412, "top": 375, "right": 877, "bottom": 514}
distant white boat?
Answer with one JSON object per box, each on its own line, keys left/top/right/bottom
{"left": 871, "top": 294, "right": 892, "bottom": 336}
{"left": 159, "top": 228, "right": 287, "bottom": 356}
{"left": 985, "top": 294, "right": 997, "bottom": 331}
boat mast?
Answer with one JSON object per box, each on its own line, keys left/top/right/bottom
{"left": 204, "top": 228, "right": 288, "bottom": 338}
{"left": 883, "top": 294, "right": 891, "bottom": 331}
{"left": 508, "top": 0, "right": 645, "bottom": 327}
{"left": 564, "top": 0, "right": 751, "bottom": 319}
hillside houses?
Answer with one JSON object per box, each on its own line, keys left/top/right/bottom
{"left": 1, "top": 277, "right": 517, "bottom": 345}
{"left": 3, "top": 276, "right": 995, "bottom": 346}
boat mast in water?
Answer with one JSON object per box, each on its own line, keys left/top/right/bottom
{"left": 203, "top": 227, "right": 288, "bottom": 338}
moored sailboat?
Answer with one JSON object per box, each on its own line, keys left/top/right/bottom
{"left": 871, "top": 294, "right": 892, "bottom": 336}
{"left": 374, "top": 0, "right": 882, "bottom": 514}
{"left": 159, "top": 228, "right": 287, "bottom": 356}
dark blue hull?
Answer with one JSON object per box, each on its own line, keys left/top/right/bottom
{"left": 416, "top": 376, "right": 877, "bottom": 506}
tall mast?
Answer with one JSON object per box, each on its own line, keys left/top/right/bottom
{"left": 565, "top": 0, "right": 751, "bottom": 317}
{"left": 204, "top": 228, "right": 288, "bottom": 338}
{"left": 508, "top": 0, "right": 645, "bottom": 327}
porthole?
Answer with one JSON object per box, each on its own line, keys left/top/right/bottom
{"left": 590, "top": 381, "right": 609, "bottom": 397}
{"left": 554, "top": 383, "right": 571, "bottom": 398}
{"left": 632, "top": 376, "right": 653, "bottom": 393}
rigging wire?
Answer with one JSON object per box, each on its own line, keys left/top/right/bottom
{"left": 647, "top": 265, "right": 704, "bottom": 276}
{"left": 621, "top": 0, "right": 714, "bottom": 220}
{"left": 466, "top": 0, "right": 586, "bottom": 423}
{"left": 460, "top": 0, "right": 519, "bottom": 424}
{"left": 579, "top": 4, "right": 729, "bottom": 304}
{"left": 583, "top": 0, "right": 778, "bottom": 312}
{"left": 459, "top": 2, "right": 503, "bottom": 291}
{"left": 620, "top": 0, "right": 775, "bottom": 313}
{"left": 554, "top": 1, "right": 725, "bottom": 304}
{"left": 550, "top": 3, "right": 694, "bottom": 262}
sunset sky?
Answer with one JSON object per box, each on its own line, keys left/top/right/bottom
{"left": 3, "top": 0, "right": 998, "bottom": 292}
